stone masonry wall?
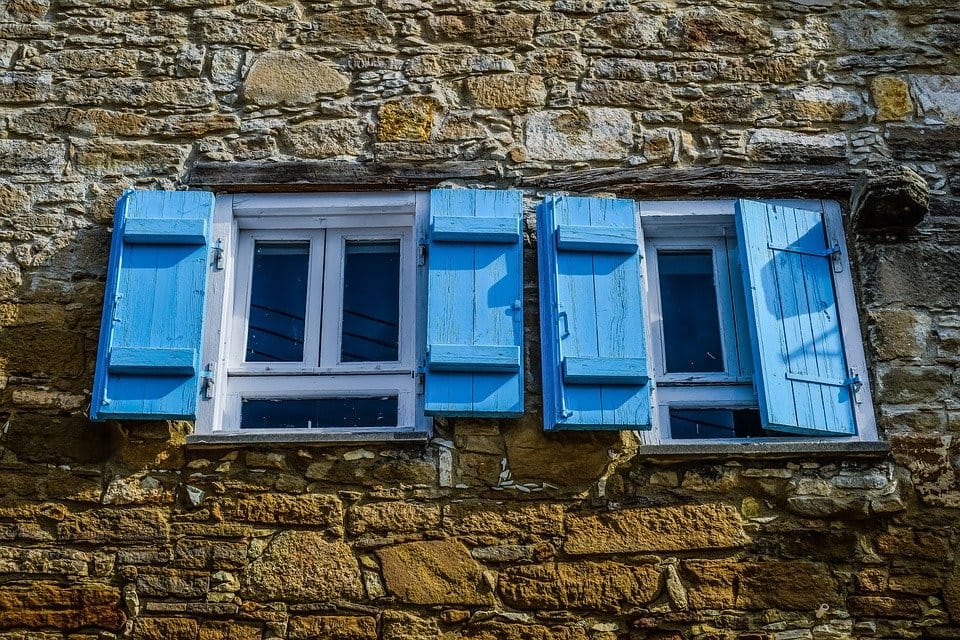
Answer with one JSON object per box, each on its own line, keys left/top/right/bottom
{"left": 1, "top": 0, "right": 960, "bottom": 639}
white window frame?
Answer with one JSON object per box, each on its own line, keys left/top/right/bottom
{"left": 636, "top": 199, "right": 878, "bottom": 445}
{"left": 196, "top": 192, "right": 431, "bottom": 439}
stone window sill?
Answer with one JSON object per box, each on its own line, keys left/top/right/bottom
{"left": 186, "top": 430, "right": 430, "bottom": 447}
{"left": 637, "top": 440, "right": 890, "bottom": 461}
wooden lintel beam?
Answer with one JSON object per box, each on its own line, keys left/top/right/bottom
{"left": 521, "top": 166, "right": 859, "bottom": 199}
{"left": 185, "top": 161, "right": 502, "bottom": 192}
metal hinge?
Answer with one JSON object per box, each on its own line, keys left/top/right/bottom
{"left": 415, "top": 367, "right": 425, "bottom": 394}
{"left": 848, "top": 368, "right": 863, "bottom": 404}
{"left": 211, "top": 238, "right": 224, "bottom": 271}
{"left": 417, "top": 243, "right": 428, "bottom": 266}
{"left": 768, "top": 241, "right": 843, "bottom": 273}
{"left": 200, "top": 364, "right": 215, "bottom": 400}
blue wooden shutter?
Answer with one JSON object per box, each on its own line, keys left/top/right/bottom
{"left": 90, "top": 190, "right": 214, "bottom": 421}
{"left": 425, "top": 189, "right": 523, "bottom": 417}
{"left": 537, "top": 196, "right": 651, "bottom": 431}
{"left": 736, "top": 200, "right": 857, "bottom": 436}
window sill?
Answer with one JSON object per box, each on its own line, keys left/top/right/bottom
{"left": 637, "top": 440, "right": 890, "bottom": 461}
{"left": 186, "top": 430, "right": 430, "bottom": 447}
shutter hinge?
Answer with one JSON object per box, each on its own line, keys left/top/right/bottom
{"left": 417, "top": 243, "right": 428, "bottom": 266}
{"left": 848, "top": 368, "right": 863, "bottom": 404}
{"left": 212, "top": 238, "right": 224, "bottom": 271}
{"left": 200, "top": 364, "right": 215, "bottom": 400}
{"left": 415, "top": 366, "right": 425, "bottom": 394}
{"left": 829, "top": 242, "right": 843, "bottom": 273}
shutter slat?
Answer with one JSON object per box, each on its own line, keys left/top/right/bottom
{"left": 431, "top": 216, "right": 520, "bottom": 243}
{"left": 91, "top": 190, "right": 213, "bottom": 421}
{"left": 108, "top": 347, "right": 196, "bottom": 375}
{"left": 425, "top": 189, "right": 523, "bottom": 417}
{"left": 556, "top": 225, "right": 638, "bottom": 253}
{"left": 736, "top": 200, "right": 856, "bottom": 436}
{"left": 538, "top": 196, "right": 652, "bottom": 431}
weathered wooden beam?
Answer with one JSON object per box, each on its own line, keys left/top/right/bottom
{"left": 521, "top": 166, "right": 859, "bottom": 199}
{"left": 851, "top": 165, "right": 929, "bottom": 235}
{"left": 185, "top": 160, "right": 501, "bottom": 192}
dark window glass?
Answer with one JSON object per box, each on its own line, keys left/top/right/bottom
{"left": 246, "top": 242, "right": 309, "bottom": 362}
{"left": 241, "top": 396, "right": 399, "bottom": 429}
{"left": 340, "top": 241, "right": 401, "bottom": 362}
{"left": 658, "top": 251, "right": 724, "bottom": 373}
{"left": 669, "top": 408, "right": 789, "bottom": 439}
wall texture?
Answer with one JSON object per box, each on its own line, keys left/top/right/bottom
{"left": 1, "top": 0, "right": 960, "bottom": 639}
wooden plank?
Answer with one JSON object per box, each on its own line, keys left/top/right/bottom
{"left": 123, "top": 218, "right": 207, "bottom": 245}
{"left": 428, "top": 345, "right": 521, "bottom": 372}
{"left": 431, "top": 215, "right": 520, "bottom": 242}
{"left": 523, "top": 166, "right": 857, "bottom": 198}
{"left": 108, "top": 347, "right": 196, "bottom": 375}
{"left": 563, "top": 357, "right": 648, "bottom": 384}
{"left": 187, "top": 161, "right": 500, "bottom": 192}
{"left": 556, "top": 224, "right": 638, "bottom": 253}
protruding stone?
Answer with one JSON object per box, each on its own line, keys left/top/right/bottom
{"left": 851, "top": 164, "right": 929, "bottom": 234}
{"left": 244, "top": 51, "right": 349, "bottom": 106}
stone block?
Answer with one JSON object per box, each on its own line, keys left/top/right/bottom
{"left": 381, "top": 611, "right": 441, "bottom": 640}
{"left": 304, "top": 8, "right": 394, "bottom": 45}
{"left": 25, "top": 49, "right": 139, "bottom": 74}
{"left": 457, "top": 622, "right": 589, "bottom": 640}
{"left": 4, "top": 414, "right": 111, "bottom": 465}
{"left": 428, "top": 13, "right": 534, "bottom": 46}
{"left": 911, "top": 75, "right": 960, "bottom": 124}
{"left": 136, "top": 568, "right": 210, "bottom": 598}
{"left": 133, "top": 617, "right": 199, "bottom": 640}
{"left": 75, "top": 140, "right": 189, "bottom": 176}
{"left": 565, "top": 503, "right": 750, "bottom": 554}
{"left": 847, "top": 595, "right": 923, "bottom": 618}
{"left": 231, "top": 493, "right": 343, "bottom": 527}
{"left": 0, "top": 140, "right": 65, "bottom": 175}
{"left": 886, "top": 123, "right": 960, "bottom": 159}
{"left": 501, "top": 419, "right": 622, "bottom": 484}
{"left": 443, "top": 501, "right": 564, "bottom": 538}
{"left": 0, "top": 584, "right": 123, "bottom": 631}
{"left": 199, "top": 620, "right": 261, "bottom": 640}
{"left": 831, "top": 10, "right": 907, "bottom": 52}
{"left": 464, "top": 74, "right": 546, "bottom": 110}
{"left": 683, "top": 560, "right": 840, "bottom": 610}
{"left": 57, "top": 508, "right": 170, "bottom": 544}
{"left": 347, "top": 501, "right": 441, "bottom": 536}
{"left": 0, "top": 546, "right": 89, "bottom": 575}
{"left": 584, "top": 12, "right": 663, "bottom": 49}
{"left": 282, "top": 119, "right": 365, "bottom": 158}
{"left": 872, "top": 76, "right": 913, "bottom": 121}
{"left": 196, "top": 15, "right": 284, "bottom": 48}
{"left": 243, "top": 51, "right": 349, "bottom": 106}
{"left": 746, "top": 129, "right": 847, "bottom": 164}
{"left": 0, "top": 71, "right": 51, "bottom": 102}
{"left": 664, "top": 7, "right": 772, "bottom": 53}
{"left": 880, "top": 366, "right": 952, "bottom": 404}
{"left": 579, "top": 79, "right": 676, "bottom": 110}
{"left": 62, "top": 78, "right": 214, "bottom": 108}
{"left": 288, "top": 616, "right": 377, "bottom": 640}
{"left": 242, "top": 532, "right": 363, "bottom": 602}
{"left": 376, "top": 539, "right": 494, "bottom": 605}
{"left": 869, "top": 309, "right": 930, "bottom": 360}
{"left": 377, "top": 97, "right": 438, "bottom": 142}
{"left": 498, "top": 561, "right": 661, "bottom": 611}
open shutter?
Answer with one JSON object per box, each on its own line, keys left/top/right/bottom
{"left": 538, "top": 196, "right": 651, "bottom": 431}
{"left": 91, "top": 190, "right": 214, "bottom": 421}
{"left": 425, "top": 189, "right": 523, "bottom": 417}
{"left": 736, "top": 200, "right": 857, "bottom": 436}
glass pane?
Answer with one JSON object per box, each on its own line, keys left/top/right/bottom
{"left": 340, "top": 241, "right": 400, "bottom": 362}
{"left": 658, "top": 251, "right": 724, "bottom": 373}
{"left": 240, "top": 396, "right": 399, "bottom": 430}
{"left": 246, "top": 242, "right": 309, "bottom": 362}
{"left": 669, "top": 408, "right": 778, "bottom": 439}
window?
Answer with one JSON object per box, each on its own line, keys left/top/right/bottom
{"left": 537, "top": 197, "right": 877, "bottom": 444}
{"left": 199, "top": 193, "right": 423, "bottom": 436}
{"left": 90, "top": 189, "right": 524, "bottom": 441}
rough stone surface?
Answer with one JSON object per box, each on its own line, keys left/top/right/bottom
{"left": 242, "top": 532, "right": 363, "bottom": 602}
{"left": 683, "top": 560, "right": 841, "bottom": 610}
{"left": 377, "top": 539, "right": 494, "bottom": 605}
{"left": 565, "top": 504, "right": 750, "bottom": 554}
{"left": 498, "top": 561, "right": 661, "bottom": 611}
{"left": 524, "top": 108, "right": 633, "bottom": 162}
{"left": 243, "top": 51, "right": 349, "bottom": 106}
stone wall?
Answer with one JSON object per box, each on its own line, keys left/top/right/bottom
{"left": 1, "top": 0, "right": 960, "bottom": 638}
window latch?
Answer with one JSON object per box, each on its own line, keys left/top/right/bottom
{"left": 847, "top": 368, "right": 863, "bottom": 404}
{"left": 212, "top": 239, "right": 224, "bottom": 271}
{"left": 200, "top": 364, "right": 215, "bottom": 400}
